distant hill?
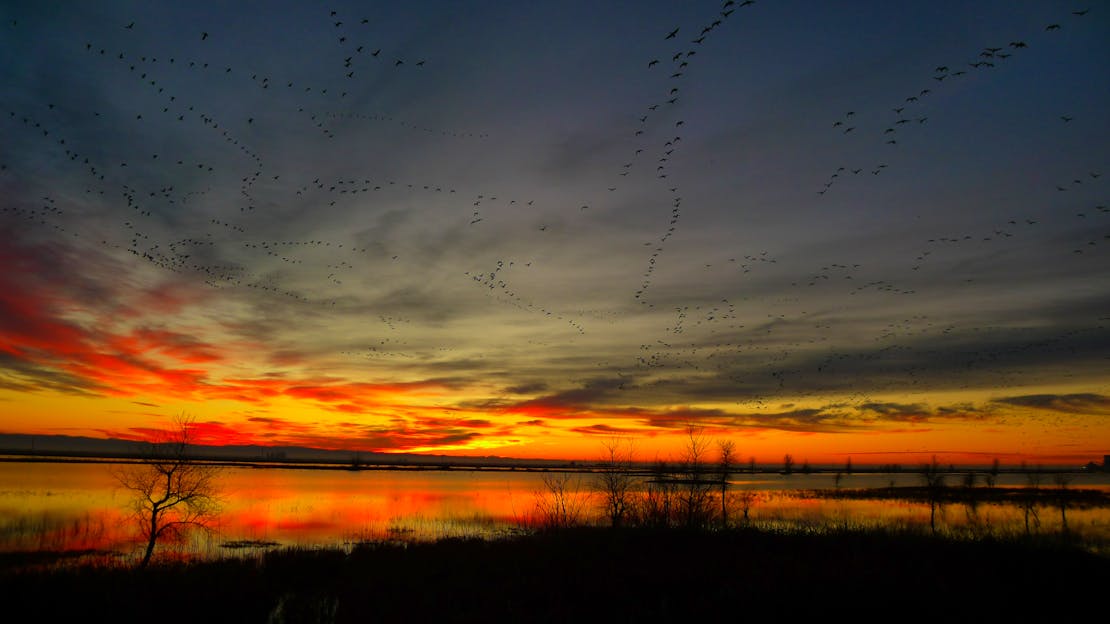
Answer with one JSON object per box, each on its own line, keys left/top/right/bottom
{"left": 0, "top": 433, "right": 574, "bottom": 469}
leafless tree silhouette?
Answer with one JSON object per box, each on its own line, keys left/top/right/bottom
{"left": 920, "top": 455, "right": 946, "bottom": 534}
{"left": 535, "top": 472, "right": 587, "bottom": 529}
{"left": 679, "top": 425, "right": 714, "bottom": 528}
{"left": 736, "top": 490, "right": 757, "bottom": 525}
{"left": 984, "top": 458, "right": 1000, "bottom": 490}
{"left": 962, "top": 471, "right": 980, "bottom": 530}
{"left": 111, "top": 413, "right": 222, "bottom": 567}
{"left": 640, "top": 456, "right": 678, "bottom": 527}
{"left": 717, "top": 439, "right": 736, "bottom": 528}
{"left": 594, "top": 437, "right": 636, "bottom": 528}
{"left": 1053, "top": 472, "right": 1074, "bottom": 534}
{"left": 1022, "top": 468, "right": 1042, "bottom": 535}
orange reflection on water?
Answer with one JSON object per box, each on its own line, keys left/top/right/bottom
{"left": 217, "top": 467, "right": 539, "bottom": 544}
{"left": 2, "top": 462, "right": 1108, "bottom": 564}
{"left": 0, "top": 462, "right": 550, "bottom": 559}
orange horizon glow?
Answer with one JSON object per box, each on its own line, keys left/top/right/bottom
{"left": 2, "top": 240, "right": 1107, "bottom": 469}
{"left": 1, "top": 388, "right": 1104, "bottom": 468}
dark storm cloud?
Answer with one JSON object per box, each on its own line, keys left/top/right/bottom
{"left": 570, "top": 423, "right": 644, "bottom": 436}
{"left": 992, "top": 394, "right": 1110, "bottom": 415}
{"left": 505, "top": 382, "right": 548, "bottom": 395}
{"left": 623, "top": 319, "right": 1110, "bottom": 406}
{"left": 516, "top": 377, "right": 630, "bottom": 409}
{"left": 857, "top": 402, "right": 930, "bottom": 418}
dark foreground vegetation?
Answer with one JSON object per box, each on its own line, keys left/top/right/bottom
{"left": 2, "top": 527, "right": 1106, "bottom": 623}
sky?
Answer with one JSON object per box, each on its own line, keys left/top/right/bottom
{"left": 1, "top": 1, "right": 1107, "bottom": 466}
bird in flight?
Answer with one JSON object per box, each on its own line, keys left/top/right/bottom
{"left": 665, "top": 27, "right": 679, "bottom": 39}
{"left": 201, "top": 32, "right": 208, "bottom": 40}
{"left": 648, "top": 59, "right": 659, "bottom": 67}
{"left": 1045, "top": 23, "right": 1061, "bottom": 31}
{"left": 125, "top": 21, "right": 134, "bottom": 29}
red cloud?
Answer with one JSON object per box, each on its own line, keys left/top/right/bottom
{"left": 0, "top": 238, "right": 223, "bottom": 397}
{"left": 0, "top": 238, "right": 450, "bottom": 410}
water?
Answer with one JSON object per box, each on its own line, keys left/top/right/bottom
{"left": 2, "top": 461, "right": 1107, "bottom": 564}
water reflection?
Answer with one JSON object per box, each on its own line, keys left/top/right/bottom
{"left": 2, "top": 461, "right": 1107, "bottom": 563}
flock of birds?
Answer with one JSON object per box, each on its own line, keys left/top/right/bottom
{"left": 1, "top": 3, "right": 1107, "bottom": 423}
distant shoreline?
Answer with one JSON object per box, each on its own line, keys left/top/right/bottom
{"left": 0, "top": 451, "right": 1099, "bottom": 476}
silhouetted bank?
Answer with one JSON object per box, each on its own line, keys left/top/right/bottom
{"left": 2, "top": 528, "right": 1106, "bottom": 622}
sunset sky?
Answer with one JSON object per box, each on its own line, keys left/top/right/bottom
{"left": 1, "top": 1, "right": 1107, "bottom": 466}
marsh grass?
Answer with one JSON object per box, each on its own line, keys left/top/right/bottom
{"left": 2, "top": 526, "right": 1106, "bottom": 623}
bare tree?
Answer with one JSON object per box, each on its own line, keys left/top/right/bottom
{"left": 736, "top": 490, "right": 757, "bottom": 525}
{"left": 920, "top": 455, "right": 946, "bottom": 534}
{"left": 112, "top": 414, "right": 222, "bottom": 567}
{"left": 679, "top": 425, "right": 714, "bottom": 528}
{"left": 1053, "top": 472, "right": 1073, "bottom": 534}
{"left": 594, "top": 437, "right": 635, "bottom": 528}
{"left": 984, "top": 458, "right": 1000, "bottom": 490}
{"left": 1022, "top": 468, "right": 1042, "bottom": 535}
{"left": 535, "top": 472, "right": 587, "bottom": 529}
{"left": 782, "top": 453, "right": 794, "bottom": 476}
{"left": 717, "top": 440, "right": 736, "bottom": 528}
{"left": 961, "top": 471, "right": 980, "bottom": 529}
{"left": 638, "top": 456, "right": 678, "bottom": 527}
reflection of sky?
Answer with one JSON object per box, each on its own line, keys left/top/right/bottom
{"left": 3, "top": 464, "right": 1108, "bottom": 557}
{"left": 1, "top": 2, "right": 1108, "bottom": 463}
